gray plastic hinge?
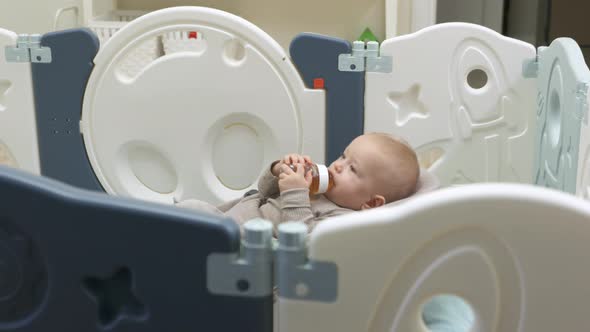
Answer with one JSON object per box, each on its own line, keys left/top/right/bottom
{"left": 339, "top": 41, "right": 392, "bottom": 73}
{"left": 207, "top": 219, "right": 273, "bottom": 297}
{"left": 5, "top": 34, "right": 52, "bottom": 63}
{"left": 365, "top": 41, "right": 393, "bottom": 73}
{"left": 522, "top": 56, "right": 538, "bottom": 78}
{"left": 338, "top": 40, "right": 366, "bottom": 72}
{"left": 275, "top": 222, "right": 338, "bottom": 302}
{"left": 575, "top": 82, "right": 589, "bottom": 124}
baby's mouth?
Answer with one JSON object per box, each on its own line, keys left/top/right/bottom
{"left": 329, "top": 170, "right": 336, "bottom": 186}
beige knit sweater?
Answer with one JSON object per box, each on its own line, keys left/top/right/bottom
{"left": 176, "top": 163, "right": 353, "bottom": 234}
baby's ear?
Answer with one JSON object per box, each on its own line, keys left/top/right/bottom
{"left": 361, "top": 195, "right": 386, "bottom": 210}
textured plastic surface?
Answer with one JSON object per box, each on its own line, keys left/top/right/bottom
{"left": 279, "top": 183, "right": 590, "bottom": 332}
{"left": 534, "top": 38, "right": 590, "bottom": 194}
{"left": 578, "top": 92, "right": 590, "bottom": 199}
{"left": 81, "top": 7, "right": 325, "bottom": 205}
{"left": 0, "top": 165, "right": 272, "bottom": 331}
{"left": 290, "top": 33, "right": 364, "bottom": 164}
{"left": 0, "top": 28, "right": 40, "bottom": 173}
{"left": 88, "top": 10, "right": 156, "bottom": 79}
{"left": 32, "top": 29, "right": 103, "bottom": 191}
{"left": 365, "top": 23, "right": 536, "bottom": 186}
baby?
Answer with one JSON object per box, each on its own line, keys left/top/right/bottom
{"left": 176, "top": 132, "right": 419, "bottom": 234}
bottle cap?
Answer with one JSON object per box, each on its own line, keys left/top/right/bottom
{"left": 316, "top": 164, "right": 330, "bottom": 194}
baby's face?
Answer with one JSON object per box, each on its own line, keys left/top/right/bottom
{"left": 324, "top": 135, "right": 389, "bottom": 210}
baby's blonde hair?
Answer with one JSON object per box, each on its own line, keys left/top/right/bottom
{"left": 365, "top": 132, "right": 419, "bottom": 203}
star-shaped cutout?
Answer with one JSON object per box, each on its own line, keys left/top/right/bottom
{"left": 387, "top": 84, "right": 429, "bottom": 126}
{"left": 0, "top": 80, "right": 11, "bottom": 112}
{"left": 83, "top": 267, "right": 147, "bottom": 328}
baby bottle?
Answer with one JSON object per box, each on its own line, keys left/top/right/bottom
{"left": 288, "top": 163, "right": 334, "bottom": 195}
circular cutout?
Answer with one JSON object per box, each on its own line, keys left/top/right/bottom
{"left": 466, "top": 69, "right": 488, "bottom": 90}
{"left": 223, "top": 39, "right": 246, "bottom": 65}
{"left": 0, "top": 222, "right": 47, "bottom": 325}
{"left": 548, "top": 89, "right": 561, "bottom": 148}
{"left": 212, "top": 121, "right": 265, "bottom": 190}
{"left": 422, "top": 294, "right": 475, "bottom": 332}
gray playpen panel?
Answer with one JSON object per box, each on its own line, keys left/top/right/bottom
{"left": 32, "top": 29, "right": 103, "bottom": 191}
{"left": 0, "top": 165, "right": 272, "bottom": 331}
{"left": 290, "top": 33, "right": 365, "bottom": 164}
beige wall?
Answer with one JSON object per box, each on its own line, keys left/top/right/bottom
{"left": 1, "top": 0, "right": 384, "bottom": 50}
{"left": 118, "top": 0, "right": 385, "bottom": 50}
{"left": 0, "top": 0, "right": 82, "bottom": 34}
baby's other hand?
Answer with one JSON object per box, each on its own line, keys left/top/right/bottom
{"left": 272, "top": 153, "right": 312, "bottom": 176}
{"left": 278, "top": 163, "right": 312, "bottom": 192}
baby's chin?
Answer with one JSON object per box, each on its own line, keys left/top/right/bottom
{"left": 323, "top": 191, "right": 340, "bottom": 205}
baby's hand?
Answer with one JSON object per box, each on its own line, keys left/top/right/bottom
{"left": 272, "top": 154, "right": 312, "bottom": 176}
{"left": 278, "top": 163, "right": 312, "bottom": 192}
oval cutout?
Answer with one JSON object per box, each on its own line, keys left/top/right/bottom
{"left": 212, "top": 122, "right": 264, "bottom": 190}
{"left": 124, "top": 143, "right": 178, "bottom": 194}
{"left": 548, "top": 89, "right": 561, "bottom": 148}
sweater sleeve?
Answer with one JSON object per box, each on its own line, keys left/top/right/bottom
{"left": 257, "top": 161, "right": 280, "bottom": 198}
{"left": 279, "top": 188, "right": 315, "bottom": 223}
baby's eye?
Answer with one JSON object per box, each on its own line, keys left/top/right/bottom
{"left": 350, "top": 165, "right": 356, "bottom": 173}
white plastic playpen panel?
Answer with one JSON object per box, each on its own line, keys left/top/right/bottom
{"left": 279, "top": 183, "right": 590, "bottom": 332}
{"left": 80, "top": 7, "right": 326, "bottom": 205}
{"left": 579, "top": 113, "right": 590, "bottom": 199}
{"left": 0, "top": 29, "right": 40, "bottom": 174}
{"left": 365, "top": 23, "right": 536, "bottom": 186}
{"left": 535, "top": 39, "right": 590, "bottom": 195}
